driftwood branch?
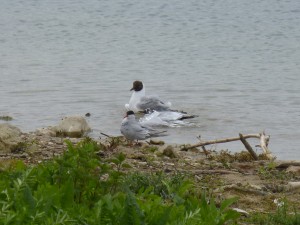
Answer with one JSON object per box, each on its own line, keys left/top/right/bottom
{"left": 191, "top": 169, "right": 241, "bottom": 175}
{"left": 181, "top": 132, "right": 274, "bottom": 160}
{"left": 182, "top": 134, "right": 260, "bottom": 150}
{"left": 0, "top": 153, "right": 27, "bottom": 159}
{"left": 239, "top": 133, "right": 258, "bottom": 160}
{"left": 221, "top": 184, "right": 268, "bottom": 196}
{"left": 259, "top": 132, "right": 271, "bottom": 155}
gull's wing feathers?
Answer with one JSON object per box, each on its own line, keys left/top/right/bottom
{"left": 121, "top": 119, "right": 149, "bottom": 140}
{"left": 121, "top": 114, "right": 168, "bottom": 141}
{"left": 137, "top": 96, "right": 170, "bottom": 111}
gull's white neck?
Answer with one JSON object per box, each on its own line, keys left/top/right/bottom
{"left": 128, "top": 86, "right": 145, "bottom": 112}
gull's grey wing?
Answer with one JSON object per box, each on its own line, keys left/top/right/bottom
{"left": 137, "top": 96, "right": 170, "bottom": 111}
{"left": 121, "top": 120, "right": 150, "bottom": 140}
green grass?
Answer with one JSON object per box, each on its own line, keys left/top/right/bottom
{"left": 0, "top": 138, "right": 241, "bottom": 225}
{"left": 0, "top": 115, "right": 13, "bottom": 121}
{"left": 258, "top": 162, "right": 295, "bottom": 181}
{"left": 247, "top": 202, "right": 300, "bottom": 225}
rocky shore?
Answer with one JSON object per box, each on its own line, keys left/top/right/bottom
{"left": 1, "top": 116, "right": 300, "bottom": 216}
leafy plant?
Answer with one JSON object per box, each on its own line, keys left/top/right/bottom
{"left": 0, "top": 115, "right": 13, "bottom": 121}
{"left": 0, "top": 138, "right": 241, "bottom": 225}
{"left": 258, "top": 162, "right": 295, "bottom": 181}
{"left": 248, "top": 201, "right": 300, "bottom": 225}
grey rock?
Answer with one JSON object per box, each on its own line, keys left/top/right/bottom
{"left": 36, "top": 127, "right": 57, "bottom": 137}
{"left": 0, "top": 123, "right": 22, "bottom": 153}
{"left": 163, "top": 145, "right": 178, "bottom": 158}
{"left": 55, "top": 115, "right": 91, "bottom": 138}
{"left": 286, "top": 166, "right": 300, "bottom": 176}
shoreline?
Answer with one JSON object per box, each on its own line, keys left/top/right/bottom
{"left": 1, "top": 114, "right": 298, "bottom": 161}
{"left": 1, "top": 126, "right": 300, "bottom": 217}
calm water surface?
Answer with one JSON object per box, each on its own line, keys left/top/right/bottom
{"left": 1, "top": 0, "right": 300, "bottom": 159}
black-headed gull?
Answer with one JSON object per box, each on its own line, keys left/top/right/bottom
{"left": 125, "top": 80, "right": 171, "bottom": 113}
{"left": 124, "top": 81, "right": 197, "bottom": 126}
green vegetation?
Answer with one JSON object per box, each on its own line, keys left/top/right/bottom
{"left": 0, "top": 115, "right": 13, "bottom": 121}
{"left": 0, "top": 138, "right": 240, "bottom": 225}
{"left": 258, "top": 162, "right": 295, "bottom": 181}
{"left": 247, "top": 201, "right": 300, "bottom": 225}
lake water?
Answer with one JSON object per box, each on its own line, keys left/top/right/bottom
{"left": 1, "top": 0, "right": 300, "bottom": 159}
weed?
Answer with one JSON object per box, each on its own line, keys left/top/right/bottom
{"left": 258, "top": 162, "right": 295, "bottom": 181}
{"left": 0, "top": 116, "right": 13, "bottom": 121}
{"left": 98, "top": 136, "right": 127, "bottom": 151}
{"left": 0, "top": 138, "right": 241, "bottom": 224}
{"left": 248, "top": 200, "right": 300, "bottom": 224}
{"left": 143, "top": 146, "right": 158, "bottom": 153}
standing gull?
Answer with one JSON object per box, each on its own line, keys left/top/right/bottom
{"left": 120, "top": 111, "right": 167, "bottom": 142}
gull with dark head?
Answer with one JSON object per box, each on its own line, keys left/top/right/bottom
{"left": 120, "top": 111, "right": 167, "bottom": 142}
{"left": 124, "top": 81, "right": 198, "bottom": 127}
{"left": 125, "top": 80, "right": 171, "bottom": 113}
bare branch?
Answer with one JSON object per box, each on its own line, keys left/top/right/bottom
{"left": 239, "top": 133, "right": 258, "bottom": 160}
{"left": 181, "top": 134, "right": 260, "bottom": 151}
{"left": 181, "top": 132, "right": 274, "bottom": 160}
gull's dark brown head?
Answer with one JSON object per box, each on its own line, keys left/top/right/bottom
{"left": 130, "top": 80, "right": 143, "bottom": 91}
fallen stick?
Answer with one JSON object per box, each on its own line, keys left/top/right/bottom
{"left": 181, "top": 134, "right": 260, "bottom": 151}
{"left": 181, "top": 132, "right": 274, "bottom": 160}
{"left": 222, "top": 184, "right": 268, "bottom": 196}
{"left": 100, "top": 132, "right": 111, "bottom": 138}
{"left": 239, "top": 133, "right": 258, "bottom": 160}
{"left": 0, "top": 153, "right": 28, "bottom": 158}
{"left": 188, "top": 169, "right": 241, "bottom": 175}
